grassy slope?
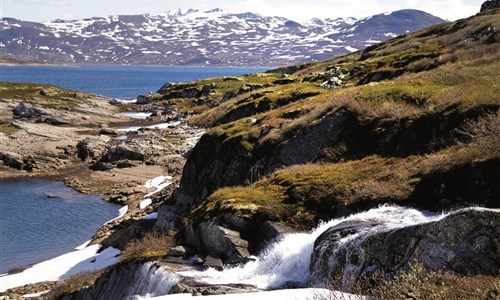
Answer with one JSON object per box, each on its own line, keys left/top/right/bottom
{"left": 172, "top": 9, "right": 500, "bottom": 227}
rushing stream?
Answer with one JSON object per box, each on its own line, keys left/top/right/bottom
{"left": 127, "top": 205, "right": 446, "bottom": 299}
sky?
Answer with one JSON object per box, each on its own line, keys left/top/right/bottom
{"left": 1, "top": 0, "right": 486, "bottom": 23}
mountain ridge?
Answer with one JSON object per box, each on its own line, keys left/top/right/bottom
{"left": 0, "top": 8, "right": 445, "bottom": 66}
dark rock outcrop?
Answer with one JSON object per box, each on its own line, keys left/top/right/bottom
{"left": 173, "top": 104, "right": 499, "bottom": 211}
{"left": 309, "top": 207, "right": 500, "bottom": 288}
{"left": 481, "top": 0, "right": 500, "bottom": 12}
{"left": 12, "top": 102, "right": 47, "bottom": 119}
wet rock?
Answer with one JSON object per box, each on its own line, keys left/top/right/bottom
{"left": 260, "top": 221, "right": 297, "bottom": 243}
{"left": 170, "top": 281, "right": 259, "bottom": 296}
{"left": 186, "top": 222, "right": 250, "bottom": 264}
{"left": 310, "top": 207, "right": 500, "bottom": 287}
{"left": 203, "top": 255, "right": 223, "bottom": 270}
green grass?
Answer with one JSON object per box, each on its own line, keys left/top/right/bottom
{"left": 192, "top": 111, "right": 500, "bottom": 227}
{"left": 0, "top": 123, "right": 18, "bottom": 135}
{"left": 0, "top": 82, "right": 86, "bottom": 108}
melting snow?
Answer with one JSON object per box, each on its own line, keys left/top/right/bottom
{"left": 0, "top": 245, "right": 120, "bottom": 292}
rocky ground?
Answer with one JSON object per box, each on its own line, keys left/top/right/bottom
{"left": 0, "top": 83, "right": 204, "bottom": 287}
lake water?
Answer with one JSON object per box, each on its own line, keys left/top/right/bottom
{"left": 0, "top": 179, "right": 119, "bottom": 275}
{"left": 0, "top": 65, "right": 267, "bottom": 99}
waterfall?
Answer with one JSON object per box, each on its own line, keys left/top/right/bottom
{"left": 129, "top": 205, "right": 447, "bottom": 299}
{"left": 128, "top": 262, "right": 179, "bottom": 299}
{"left": 178, "top": 205, "right": 446, "bottom": 290}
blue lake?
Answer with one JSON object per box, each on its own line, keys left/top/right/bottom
{"left": 0, "top": 65, "right": 268, "bottom": 99}
{"left": 0, "top": 179, "right": 120, "bottom": 274}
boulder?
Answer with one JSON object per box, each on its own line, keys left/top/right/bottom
{"left": 186, "top": 222, "right": 250, "bottom": 264}
{"left": 481, "top": 0, "right": 500, "bottom": 11}
{"left": 101, "top": 145, "right": 145, "bottom": 162}
{"left": 12, "top": 102, "right": 46, "bottom": 119}
{"left": 309, "top": 207, "right": 500, "bottom": 288}
{"left": 0, "top": 151, "right": 24, "bottom": 170}
{"left": 76, "top": 138, "right": 108, "bottom": 161}
{"left": 99, "top": 128, "right": 118, "bottom": 136}
{"left": 203, "top": 255, "right": 223, "bottom": 270}
{"left": 167, "top": 246, "right": 187, "bottom": 257}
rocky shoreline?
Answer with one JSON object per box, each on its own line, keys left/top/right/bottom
{"left": 0, "top": 85, "right": 205, "bottom": 297}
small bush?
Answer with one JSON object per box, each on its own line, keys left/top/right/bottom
{"left": 120, "top": 232, "right": 174, "bottom": 261}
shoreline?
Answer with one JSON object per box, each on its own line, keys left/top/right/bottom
{"left": 0, "top": 178, "right": 120, "bottom": 277}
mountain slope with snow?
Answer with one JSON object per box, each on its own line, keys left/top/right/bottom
{"left": 0, "top": 8, "right": 444, "bottom": 66}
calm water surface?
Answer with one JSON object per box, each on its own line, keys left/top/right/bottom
{"left": 0, "top": 65, "right": 268, "bottom": 99}
{"left": 0, "top": 179, "right": 119, "bottom": 274}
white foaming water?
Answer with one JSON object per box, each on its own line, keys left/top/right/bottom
{"left": 129, "top": 262, "right": 180, "bottom": 299}
{"left": 178, "top": 205, "right": 446, "bottom": 290}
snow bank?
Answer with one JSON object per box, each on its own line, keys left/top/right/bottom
{"left": 121, "top": 112, "right": 153, "bottom": 119}
{"left": 0, "top": 245, "right": 120, "bottom": 292}
{"left": 144, "top": 176, "right": 172, "bottom": 198}
{"left": 140, "top": 198, "right": 153, "bottom": 209}
{"left": 104, "top": 205, "right": 128, "bottom": 224}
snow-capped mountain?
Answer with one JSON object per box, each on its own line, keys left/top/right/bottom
{"left": 0, "top": 8, "right": 444, "bottom": 66}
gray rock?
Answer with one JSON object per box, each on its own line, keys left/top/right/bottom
{"left": 12, "top": 102, "right": 47, "bottom": 119}
{"left": 137, "top": 94, "right": 160, "bottom": 104}
{"left": 170, "top": 281, "right": 259, "bottom": 296}
{"left": 76, "top": 138, "right": 108, "bottom": 161}
{"left": 0, "top": 151, "right": 24, "bottom": 170}
{"left": 101, "top": 145, "right": 145, "bottom": 162}
{"left": 310, "top": 207, "right": 500, "bottom": 288}
{"left": 99, "top": 128, "right": 118, "bottom": 135}
{"left": 186, "top": 222, "right": 250, "bottom": 264}
{"left": 154, "top": 205, "right": 185, "bottom": 231}
{"left": 203, "top": 255, "right": 223, "bottom": 270}
{"left": 168, "top": 246, "right": 187, "bottom": 257}
{"left": 260, "top": 221, "right": 297, "bottom": 243}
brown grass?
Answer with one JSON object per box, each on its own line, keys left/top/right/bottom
{"left": 40, "top": 270, "right": 104, "bottom": 300}
{"left": 120, "top": 232, "right": 174, "bottom": 262}
{"left": 315, "top": 263, "right": 500, "bottom": 300}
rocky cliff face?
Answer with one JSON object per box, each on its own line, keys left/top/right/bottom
{"left": 0, "top": 9, "right": 444, "bottom": 66}
{"left": 309, "top": 207, "right": 500, "bottom": 288}
{"left": 153, "top": 7, "right": 500, "bottom": 258}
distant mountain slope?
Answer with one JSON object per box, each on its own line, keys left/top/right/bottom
{"left": 0, "top": 8, "right": 445, "bottom": 66}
